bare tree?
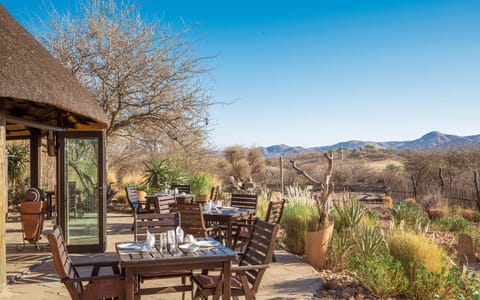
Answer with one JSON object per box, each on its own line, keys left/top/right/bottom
{"left": 39, "top": 0, "right": 212, "bottom": 150}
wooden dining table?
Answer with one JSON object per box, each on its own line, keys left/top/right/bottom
{"left": 116, "top": 238, "right": 236, "bottom": 300}
{"left": 203, "top": 208, "right": 256, "bottom": 248}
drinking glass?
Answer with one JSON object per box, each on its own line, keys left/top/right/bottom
{"left": 159, "top": 232, "right": 167, "bottom": 255}
{"left": 167, "top": 230, "right": 176, "bottom": 255}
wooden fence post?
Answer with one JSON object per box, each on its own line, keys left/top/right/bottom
{"left": 280, "top": 156, "right": 284, "bottom": 196}
{"left": 438, "top": 168, "right": 445, "bottom": 193}
{"left": 411, "top": 175, "right": 417, "bottom": 199}
{"left": 474, "top": 171, "right": 480, "bottom": 211}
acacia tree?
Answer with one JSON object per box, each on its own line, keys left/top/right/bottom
{"left": 223, "top": 146, "right": 266, "bottom": 184}
{"left": 39, "top": 0, "right": 211, "bottom": 152}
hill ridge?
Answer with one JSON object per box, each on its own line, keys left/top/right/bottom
{"left": 259, "top": 131, "right": 480, "bottom": 157}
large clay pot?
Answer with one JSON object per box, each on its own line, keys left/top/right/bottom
{"left": 305, "top": 221, "right": 334, "bottom": 269}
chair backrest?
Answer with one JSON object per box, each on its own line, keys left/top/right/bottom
{"left": 239, "top": 219, "right": 280, "bottom": 295}
{"left": 171, "top": 184, "right": 191, "bottom": 194}
{"left": 19, "top": 200, "right": 45, "bottom": 244}
{"left": 169, "top": 203, "right": 208, "bottom": 238}
{"left": 230, "top": 193, "right": 258, "bottom": 210}
{"left": 47, "top": 225, "right": 83, "bottom": 300}
{"left": 265, "top": 199, "right": 286, "bottom": 225}
{"left": 125, "top": 186, "right": 142, "bottom": 213}
{"left": 210, "top": 186, "right": 219, "bottom": 202}
{"left": 153, "top": 195, "right": 176, "bottom": 214}
{"left": 135, "top": 213, "right": 180, "bottom": 243}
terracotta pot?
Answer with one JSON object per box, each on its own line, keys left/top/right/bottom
{"left": 195, "top": 194, "right": 209, "bottom": 203}
{"left": 305, "top": 221, "right": 334, "bottom": 269}
{"left": 137, "top": 190, "right": 146, "bottom": 202}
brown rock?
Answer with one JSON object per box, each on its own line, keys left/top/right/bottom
{"left": 325, "top": 278, "right": 338, "bottom": 290}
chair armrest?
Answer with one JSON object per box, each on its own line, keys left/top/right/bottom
{"left": 61, "top": 273, "right": 123, "bottom": 283}
{"left": 232, "top": 264, "right": 270, "bottom": 273}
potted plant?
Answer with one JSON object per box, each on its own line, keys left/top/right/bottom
{"left": 190, "top": 172, "right": 214, "bottom": 202}
{"left": 291, "top": 153, "right": 335, "bottom": 269}
{"left": 134, "top": 184, "right": 148, "bottom": 201}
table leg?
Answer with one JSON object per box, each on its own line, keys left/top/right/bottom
{"left": 125, "top": 269, "right": 135, "bottom": 300}
{"left": 223, "top": 260, "right": 232, "bottom": 299}
{"left": 226, "top": 219, "right": 232, "bottom": 248}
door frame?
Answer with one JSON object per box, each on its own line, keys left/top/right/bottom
{"left": 57, "top": 130, "right": 107, "bottom": 253}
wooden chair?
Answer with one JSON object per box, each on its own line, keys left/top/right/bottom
{"left": 19, "top": 200, "right": 45, "bottom": 249}
{"left": 210, "top": 186, "right": 219, "bottom": 202}
{"left": 125, "top": 186, "right": 150, "bottom": 230}
{"left": 171, "top": 184, "right": 191, "bottom": 194}
{"left": 134, "top": 213, "right": 192, "bottom": 298}
{"left": 192, "top": 219, "right": 280, "bottom": 300}
{"left": 47, "top": 225, "right": 124, "bottom": 300}
{"left": 169, "top": 203, "right": 217, "bottom": 238}
{"left": 227, "top": 193, "right": 259, "bottom": 245}
{"left": 234, "top": 199, "right": 286, "bottom": 260}
{"left": 152, "top": 194, "right": 176, "bottom": 214}
{"left": 230, "top": 193, "right": 258, "bottom": 210}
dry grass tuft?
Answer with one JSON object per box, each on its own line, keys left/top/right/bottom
{"left": 404, "top": 198, "right": 416, "bottom": 204}
{"left": 428, "top": 206, "right": 449, "bottom": 220}
{"left": 458, "top": 208, "right": 480, "bottom": 222}
{"left": 387, "top": 230, "right": 447, "bottom": 280}
{"left": 383, "top": 196, "right": 393, "bottom": 208}
{"left": 120, "top": 171, "right": 144, "bottom": 186}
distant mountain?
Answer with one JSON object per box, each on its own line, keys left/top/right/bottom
{"left": 259, "top": 131, "right": 480, "bottom": 157}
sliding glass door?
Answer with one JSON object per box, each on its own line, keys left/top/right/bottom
{"left": 57, "top": 131, "right": 106, "bottom": 253}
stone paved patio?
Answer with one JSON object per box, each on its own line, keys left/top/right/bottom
{"left": 1, "top": 211, "right": 322, "bottom": 299}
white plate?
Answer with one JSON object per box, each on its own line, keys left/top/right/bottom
{"left": 179, "top": 244, "right": 199, "bottom": 252}
{"left": 195, "top": 240, "right": 221, "bottom": 248}
{"left": 118, "top": 243, "right": 143, "bottom": 250}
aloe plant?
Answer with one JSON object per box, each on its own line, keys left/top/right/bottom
{"left": 333, "top": 194, "right": 367, "bottom": 229}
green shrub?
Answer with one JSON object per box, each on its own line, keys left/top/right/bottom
{"left": 280, "top": 203, "right": 318, "bottom": 255}
{"left": 190, "top": 172, "right": 214, "bottom": 196}
{"left": 349, "top": 251, "right": 408, "bottom": 299}
{"left": 389, "top": 202, "right": 428, "bottom": 229}
{"left": 327, "top": 228, "right": 354, "bottom": 270}
{"left": 387, "top": 231, "right": 447, "bottom": 284}
{"left": 412, "top": 265, "right": 480, "bottom": 300}
{"left": 431, "top": 216, "right": 476, "bottom": 234}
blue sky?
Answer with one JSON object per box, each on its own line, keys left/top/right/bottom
{"left": 2, "top": 0, "right": 479, "bottom": 148}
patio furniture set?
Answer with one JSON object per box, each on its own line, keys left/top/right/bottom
{"left": 45, "top": 186, "right": 286, "bottom": 299}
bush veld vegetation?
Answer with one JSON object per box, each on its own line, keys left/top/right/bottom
{"left": 387, "top": 231, "right": 448, "bottom": 282}
{"left": 349, "top": 251, "right": 409, "bottom": 299}
{"left": 431, "top": 216, "right": 476, "bottom": 234}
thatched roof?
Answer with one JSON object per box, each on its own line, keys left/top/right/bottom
{"left": 0, "top": 5, "right": 108, "bottom": 137}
